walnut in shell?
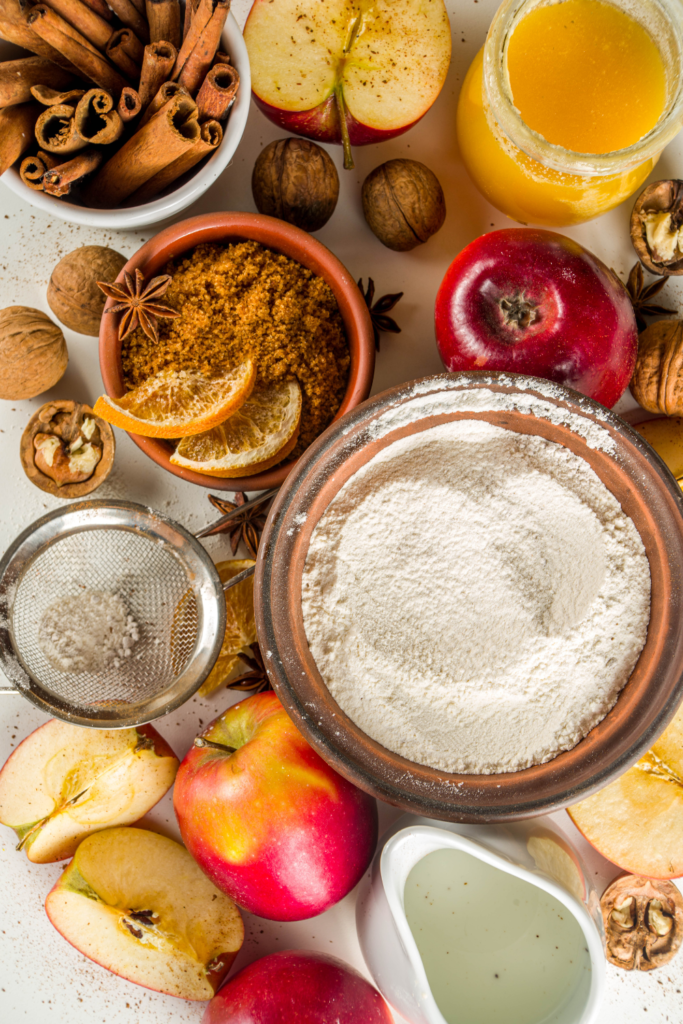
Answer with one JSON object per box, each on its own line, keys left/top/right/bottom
{"left": 21, "top": 400, "right": 115, "bottom": 498}
{"left": 47, "top": 245, "right": 127, "bottom": 336}
{"left": 0, "top": 306, "right": 67, "bottom": 400}
{"left": 252, "top": 138, "right": 339, "bottom": 232}
{"left": 601, "top": 875, "right": 683, "bottom": 970}
{"left": 362, "top": 159, "right": 446, "bottom": 252}
{"left": 631, "top": 320, "right": 683, "bottom": 415}
{"left": 631, "top": 181, "right": 683, "bottom": 276}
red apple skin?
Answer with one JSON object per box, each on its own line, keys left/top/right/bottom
{"left": 203, "top": 950, "right": 393, "bottom": 1024}
{"left": 173, "top": 692, "right": 378, "bottom": 922}
{"left": 252, "top": 92, "right": 424, "bottom": 148}
{"left": 434, "top": 228, "right": 638, "bottom": 409}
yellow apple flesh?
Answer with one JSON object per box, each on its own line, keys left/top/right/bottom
{"left": 0, "top": 720, "right": 178, "bottom": 862}
{"left": 568, "top": 706, "right": 683, "bottom": 878}
{"left": 46, "top": 827, "right": 244, "bottom": 1000}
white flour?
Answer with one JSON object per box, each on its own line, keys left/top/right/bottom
{"left": 39, "top": 591, "right": 139, "bottom": 674}
{"left": 301, "top": 419, "right": 651, "bottom": 774}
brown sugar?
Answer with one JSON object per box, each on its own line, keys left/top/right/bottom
{"left": 121, "top": 241, "right": 350, "bottom": 458}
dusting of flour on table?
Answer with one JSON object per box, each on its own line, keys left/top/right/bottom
{"left": 301, "top": 419, "right": 651, "bottom": 774}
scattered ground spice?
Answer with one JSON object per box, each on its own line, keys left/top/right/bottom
{"left": 121, "top": 241, "right": 350, "bottom": 458}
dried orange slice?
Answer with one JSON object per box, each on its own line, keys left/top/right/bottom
{"left": 93, "top": 362, "right": 256, "bottom": 439}
{"left": 171, "top": 380, "right": 302, "bottom": 477}
{"left": 199, "top": 560, "right": 256, "bottom": 697}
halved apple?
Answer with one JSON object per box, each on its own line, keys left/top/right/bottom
{"left": 46, "top": 827, "right": 244, "bottom": 1000}
{"left": 244, "top": 0, "right": 452, "bottom": 168}
{"left": 0, "top": 720, "right": 178, "bottom": 863}
{"left": 568, "top": 706, "right": 683, "bottom": 878}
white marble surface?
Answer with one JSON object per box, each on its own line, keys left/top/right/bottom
{"left": 1, "top": 0, "right": 683, "bottom": 1021}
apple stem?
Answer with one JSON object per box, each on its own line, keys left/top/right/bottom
{"left": 334, "top": 84, "right": 354, "bottom": 171}
{"left": 194, "top": 737, "right": 236, "bottom": 754}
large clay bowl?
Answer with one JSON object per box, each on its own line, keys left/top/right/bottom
{"left": 99, "top": 212, "right": 375, "bottom": 491}
{"left": 255, "top": 372, "right": 683, "bottom": 822}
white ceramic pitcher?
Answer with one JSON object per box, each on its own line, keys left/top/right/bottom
{"left": 356, "top": 816, "right": 605, "bottom": 1024}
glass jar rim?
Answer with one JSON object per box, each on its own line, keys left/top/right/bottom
{"left": 483, "top": 0, "right": 683, "bottom": 177}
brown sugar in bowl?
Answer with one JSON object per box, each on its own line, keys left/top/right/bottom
{"left": 254, "top": 372, "right": 683, "bottom": 822}
{"left": 98, "top": 212, "right": 375, "bottom": 491}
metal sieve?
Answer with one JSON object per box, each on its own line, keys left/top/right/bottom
{"left": 0, "top": 494, "right": 272, "bottom": 729}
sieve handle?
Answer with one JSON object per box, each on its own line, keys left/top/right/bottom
{"left": 0, "top": 679, "right": 16, "bottom": 693}
{"left": 222, "top": 565, "right": 255, "bottom": 591}
{"left": 195, "top": 488, "right": 279, "bottom": 539}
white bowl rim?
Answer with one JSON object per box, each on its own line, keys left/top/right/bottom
{"left": 0, "top": 12, "right": 250, "bottom": 230}
{"left": 379, "top": 824, "right": 606, "bottom": 1024}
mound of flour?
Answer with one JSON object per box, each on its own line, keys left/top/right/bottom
{"left": 301, "top": 419, "right": 651, "bottom": 774}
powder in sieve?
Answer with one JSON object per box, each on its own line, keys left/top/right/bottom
{"left": 39, "top": 591, "right": 139, "bottom": 674}
{"left": 301, "top": 419, "right": 651, "bottom": 774}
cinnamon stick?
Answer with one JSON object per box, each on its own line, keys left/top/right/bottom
{"left": 182, "top": 0, "right": 197, "bottom": 41}
{"left": 0, "top": 15, "right": 83, "bottom": 74}
{"left": 146, "top": 0, "right": 179, "bottom": 48}
{"left": 43, "top": 145, "right": 102, "bottom": 194}
{"left": 127, "top": 116, "right": 220, "bottom": 204}
{"left": 40, "top": 0, "right": 113, "bottom": 51}
{"left": 173, "top": 0, "right": 227, "bottom": 83}
{"left": 213, "top": 49, "right": 230, "bottom": 64}
{"left": 0, "top": 56, "right": 74, "bottom": 109}
{"left": 105, "top": 0, "right": 148, "bottom": 44}
{"left": 117, "top": 85, "right": 140, "bottom": 121}
{"left": 127, "top": 0, "right": 144, "bottom": 13}
{"left": 31, "top": 83, "right": 85, "bottom": 104}
{"left": 138, "top": 39, "right": 176, "bottom": 109}
{"left": 139, "top": 77, "right": 185, "bottom": 125}
{"left": 27, "top": 6, "right": 129, "bottom": 96}
{"left": 19, "top": 148, "right": 58, "bottom": 188}
{"left": 82, "top": 92, "right": 200, "bottom": 206}
{"left": 0, "top": 101, "right": 41, "bottom": 174}
{"left": 74, "top": 86, "right": 123, "bottom": 144}
{"left": 177, "top": 0, "right": 229, "bottom": 95}
{"left": 35, "top": 101, "right": 88, "bottom": 153}
{"left": 80, "top": 0, "right": 112, "bottom": 21}
{"left": 106, "top": 28, "right": 143, "bottom": 79}
{"left": 195, "top": 62, "right": 238, "bottom": 121}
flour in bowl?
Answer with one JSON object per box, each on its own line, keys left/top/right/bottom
{"left": 301, "top": 419, "right": 651, "bottom": 774}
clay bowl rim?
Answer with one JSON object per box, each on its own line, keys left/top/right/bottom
{"left": 98, "top": 212, "right": 375, "bottom": 491}
{"left": 255, "top": 371, "right": 683, "bottom": 823}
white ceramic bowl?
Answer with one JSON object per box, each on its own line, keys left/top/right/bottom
{"left": 0, "top": 13, "right": 250, "bottom": 229}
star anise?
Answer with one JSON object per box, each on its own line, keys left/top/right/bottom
{"left": 208, "top": 491, "right": 272, "bottom": 559}
{"left": 626, "top": 262, "right": 677, "bottom": 332}
{"left": 227, "top": 643, "right": 271, "bottom": 694}
{"left": 97, "top": 268, "right": 179, "bottom": 343}
{"left": 358, "top": 277, "right": 403, "bottom": 351}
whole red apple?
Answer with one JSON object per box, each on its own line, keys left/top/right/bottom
{"left": 203, "top": 950, "right": 393, "bottom": 1024}
{"left": 174, "top": 692, "right": 378, "bottom": 921}
{"left": 434, "top": 228, "right": 638, "bottom": 408}
{"left": 244, "top": 0, "right": 451, "bottom": 168}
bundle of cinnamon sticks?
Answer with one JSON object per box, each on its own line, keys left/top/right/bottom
{"left": 0, "top": 0, "right": 240, "bottom": 205}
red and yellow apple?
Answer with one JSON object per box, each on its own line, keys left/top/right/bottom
{"left": 244, "top": 0, "right": 452, "bottom": 168}
{"left": 203, "top": 950, "right": 393, "bottom": 1023}
{"left": 0, "top": 720, "right": 178, "bottom": 863}
{"left": 569, "top": 705, "right": 683, "bottom": 877}
{"left": 46, "top": 827, "right": 244, "bottom": 1000}
{"left": 173, "top": 691, "right": 378, "bottom": 921}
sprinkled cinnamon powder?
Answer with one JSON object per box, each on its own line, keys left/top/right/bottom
{"left": 121, "top": 241, "right": 350, "bottom": 457}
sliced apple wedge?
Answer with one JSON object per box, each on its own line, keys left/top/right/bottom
{"left": 46, "top": 827, "right": 244, "bottom": 1000}
{"left": 0, "top": 721, "right": 178, "bottom": 863}
{"left": 568, "top": 706, "right": 683, "bottom": 878}
{"left": 244, "top": 0, "right": 451, "bottom": 168}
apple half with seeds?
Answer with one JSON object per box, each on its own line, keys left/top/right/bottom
{"left": 46, "top": 827, "right": 244, "bottom": 1000}
{"left": 244, "top": 0, "right": 452, "bottom": 168}
{"left": 0, "top": 720, "right": 178, "bottom": 863}
{"left": 568, "top": 705, "right": 683, "bottom": 878}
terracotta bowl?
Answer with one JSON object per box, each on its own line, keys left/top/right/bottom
{"left": 99, "top": 212, "right": 375, "bottom": 491}
{"left": 255, "top": 372, "right": 683, "bottom": 822}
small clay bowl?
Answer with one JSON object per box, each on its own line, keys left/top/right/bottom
{"left": 255, "top": 372, "right": 683, "bottom": 822}
{"left": 99, "top": 212, "right": 375, "bottom": 492}
{"left": 20, "top": 400, "right": 115, "bottom": 498}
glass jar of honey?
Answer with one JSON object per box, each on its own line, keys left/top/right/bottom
{"left": 456, "top": 0, "right": 683, "bottom": 226}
